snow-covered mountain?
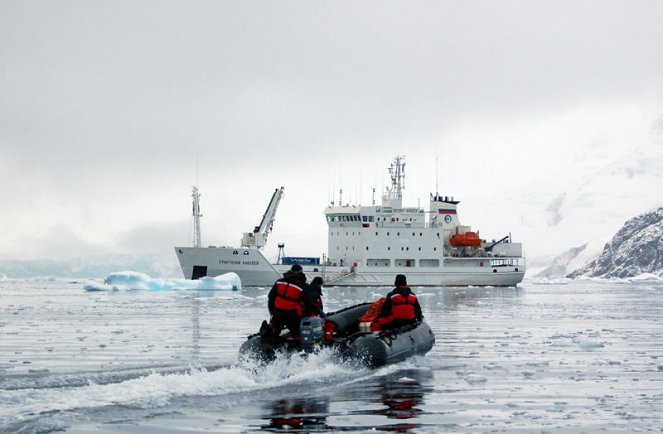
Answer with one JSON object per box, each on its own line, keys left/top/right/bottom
{"left": 0, "top": 254, "right": 181, "bottom": 279}
{"left": 462, "top": 122, "right": 663, "bottom": 278}
{"left": 569, "top": 207, "right": 663, "bottom": 278}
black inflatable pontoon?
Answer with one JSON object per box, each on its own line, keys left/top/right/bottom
{"left": 238, "top": 303, "right": 435, "bottom": 368}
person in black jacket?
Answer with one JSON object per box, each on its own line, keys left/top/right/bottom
{"left": 373, "top": 274, "right": 423, "bottom": 331}
{"left": 302, "top": 276, "right": 324, "bottom": 317}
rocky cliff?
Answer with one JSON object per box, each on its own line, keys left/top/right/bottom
{"left": 569, "top": 207, "right": 663, "bottom": 278}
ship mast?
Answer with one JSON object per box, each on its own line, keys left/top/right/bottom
{"left": 192, "top": 186, "right": 202, "bottom": 248}
{"left": 382, "top": 155, "right": 405, "bottom": 208}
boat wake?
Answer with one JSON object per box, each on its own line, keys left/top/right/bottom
{"left": 0, "top": 350, "right": 377, "bottom": 433}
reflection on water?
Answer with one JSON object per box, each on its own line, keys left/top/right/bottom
{"left": 363, "top": 369, "right": 431, "bottom": 433}
{"left": 259, "top": 368, "right": 434, "bottom": 433}
{"left": 261, "top": 396, "right": 330, "bottom": 432}
{"left": 190, "top": 294, "right": 201, "bottom": 364}
{"left": 420, "top": 286, "right": 524, "bottom": 310}
{"left": 373, "top": 372, "right": 426, "bottom": 421}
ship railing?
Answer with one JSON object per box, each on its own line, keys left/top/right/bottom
{"left": 324, "top": 269, "right": 356, "bottom": 284}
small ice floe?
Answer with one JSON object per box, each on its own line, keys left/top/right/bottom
{"left": 574, "top": 339, "right": 605, "bottom": 351}
{"left": 83, "top": 271, "right": 241, "bottom": 291}
{"left": 627, "top": 273, "right": 663, "bottom": 283}
{"left": 464, "top": 374, "right": 488, "bottom": 385}
{"left": 397, "top": 376, "right": 417, "bottom": 382}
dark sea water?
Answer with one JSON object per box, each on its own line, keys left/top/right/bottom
{"left": 1, "top": 277, "right": 663, "bottom": 433}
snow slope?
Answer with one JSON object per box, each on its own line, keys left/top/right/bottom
{"left": 462, "top": 125, "right": 663, "bottom": 277}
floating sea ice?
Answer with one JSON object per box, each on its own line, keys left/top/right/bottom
{"left": 83, "top": 271, "right": 242, "bottom": 291}
{"left": 575, "top": 339, "right": 605, "bottom": 351}
{"left": 464, "top": 374, "right": 488, "bottom": 385}
{"left": 627, "top": 273, "right": 663, "bottom": 283}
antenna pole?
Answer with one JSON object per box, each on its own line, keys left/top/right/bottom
{"left": 435, "top": 153, "right": 439, "bottom": 195}
{"left": 192, "top": 186, "right": 203, "bottom": 247}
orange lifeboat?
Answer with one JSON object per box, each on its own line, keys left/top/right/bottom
{"left": 449, "top": 232, "right": 481, "bottom": 248}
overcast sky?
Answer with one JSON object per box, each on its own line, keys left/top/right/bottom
{"left": 1, "top": 1, "right": 662, "bottom": 263}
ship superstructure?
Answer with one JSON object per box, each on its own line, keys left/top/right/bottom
{"left": 175, "top": 156, "right": 525, "bottom": 286}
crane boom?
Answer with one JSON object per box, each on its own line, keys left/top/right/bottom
{"left": 241, "top": 187, "right": 285, "bottom": 248}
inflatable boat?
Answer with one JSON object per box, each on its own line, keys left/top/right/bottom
{"left": 239, "top": 302, "right": 435, "bottom": 368}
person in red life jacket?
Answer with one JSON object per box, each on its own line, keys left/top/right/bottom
{"left": 267, "top": 264, "right": 312, "bottom": 339}
{"left": 371, "top": 274, "right": 423, "bottom": 331}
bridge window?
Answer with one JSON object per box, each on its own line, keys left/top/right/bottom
{"left": 395, "top": 259, "right": 415, "bottom": 267}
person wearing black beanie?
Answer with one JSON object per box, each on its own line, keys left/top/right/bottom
{"left": 372, "top": 274, "right": 423, "bottom": 331}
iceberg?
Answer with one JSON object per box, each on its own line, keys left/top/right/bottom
{"left": 83, "top": 271, "right": 241, "bottom": 291}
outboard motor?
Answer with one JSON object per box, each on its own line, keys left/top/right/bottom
{"left": 299, "top": 316, "right": 324, "bottom": 353}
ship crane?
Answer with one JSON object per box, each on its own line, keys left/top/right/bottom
{"left": 241, "top": 187, "right": 285, "bottom": 248}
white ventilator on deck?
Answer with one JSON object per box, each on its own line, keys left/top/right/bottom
{"left": 241, "top": 187, "right": 285, "bottom": 248}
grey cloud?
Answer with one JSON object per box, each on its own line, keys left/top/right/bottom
{"left": 2, "top": 1, "right": 663, "bottom": 260}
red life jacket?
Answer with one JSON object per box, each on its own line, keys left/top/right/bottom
{"left": 370, "top": 290, "right": 417, "bottom": 331}
{"left": 389, "top": 292, "right": 417, "bottom": 321}
{"left": 274, "top": 281, "right": 304, "bottom": 315}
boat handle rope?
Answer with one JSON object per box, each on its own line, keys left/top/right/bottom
{"left": 379, "top": 331, "right": 398, "bottom": 346}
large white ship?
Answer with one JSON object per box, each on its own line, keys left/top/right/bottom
{"left": 175, "top": 156, "right": 525, "bottom": 287}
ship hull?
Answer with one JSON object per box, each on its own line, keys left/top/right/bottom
{"left": 175, "top": 246, "right": 525, "bottom": 287}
